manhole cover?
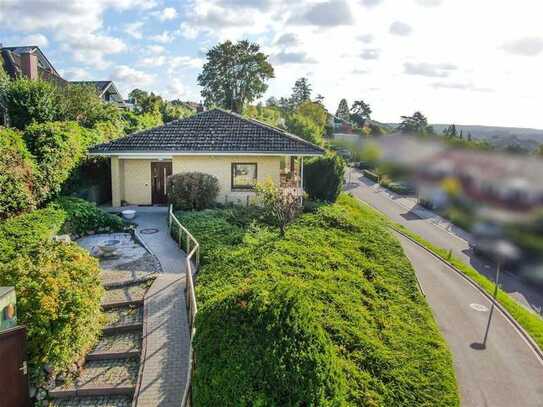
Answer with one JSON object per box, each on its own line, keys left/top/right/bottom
{"left": 140, "top": 228, "right": 159, "bottom": 235}
{"left": 470, "top": 303, "right": 489, "bottom": 312}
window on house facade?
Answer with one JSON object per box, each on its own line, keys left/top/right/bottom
{"left": 231, "top": 163, "right": 257, "bottom": 190}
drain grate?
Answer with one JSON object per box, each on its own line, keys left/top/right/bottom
{"left": 140, "top": 228, "right": 159, "bottom": 235}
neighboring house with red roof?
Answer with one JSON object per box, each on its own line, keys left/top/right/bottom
{"left": 89, "top": 109, "right": 325, "bottom": 207}
{"left": 0, "top": 45, "right": 124, "bottom": 104}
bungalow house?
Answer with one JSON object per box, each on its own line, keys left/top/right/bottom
{"left": 88, "top": 109, "right": 325, "bottom": 207}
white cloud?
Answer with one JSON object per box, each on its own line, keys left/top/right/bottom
{"left": 389, "top": 21, "right": 412, "bottom": 36}
{"left": 404, "top": 62, "right": 457, "bottom": 77}
{"left": 150, "top": 31, "right": 176, "bottom": 43}
{"left": 165, "top": 78, "right": 186, "bottom": 99}
{"left": 19, "top": 33, "right": 49, "bottom": 47}
{"left": 64, "top": 33, "right": 126, "bottom": 68}
{"left": 60, "top": 67, "right": 91, "bottom": 81}
{"left": 146, "top": 45, "right": 166, "bottom": 54}
{"left": 155, "top": 7, "right": 178, "bottom": 21}
{"left": 501, "top": 37, "right": 543, "bottom": 56}
{"left": 124, "top": 22, "right": 144, "bottom": 39}
{"left": 415, "top": 0, "right": 443, "bottom": 7}
{"left": 111, "top": 65, "right": 155, "bottom": 93}
{"left": 289, "top": 0, "right": 354, "bottom": 27}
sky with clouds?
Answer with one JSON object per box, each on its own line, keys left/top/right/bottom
{"left": 1, "top": 0, "right": 543, "bottom": 128}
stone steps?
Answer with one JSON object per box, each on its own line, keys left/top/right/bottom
{"left": 49, "top": 394, "right": 133, "bottom": 406}
{"left": 101, "top": 279, "right": 153, "bottom": 309}
{"left": 49, "top": 359, "right": 139, "bottom": 399}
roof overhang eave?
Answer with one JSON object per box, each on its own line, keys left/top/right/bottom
{"left": 88, "top": 150, "right": 324, "bottom": 157}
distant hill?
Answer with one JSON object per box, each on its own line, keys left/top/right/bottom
{"left": 387, "top": 123, "right": 543, "bottom": 152}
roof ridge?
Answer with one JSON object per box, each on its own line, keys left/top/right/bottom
{"left": 212, "top": 108, "right": 325, "bottom": 152}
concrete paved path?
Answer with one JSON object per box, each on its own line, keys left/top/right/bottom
{"left": 346, "top": 168, "right": 543, "bottom": 315}
{"left": 397, "top": 233, "right": 543, "bottom": 407}
{"left": 131, "top": 208, "right": 190, "bottom": 407}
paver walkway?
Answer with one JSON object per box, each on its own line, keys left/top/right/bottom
{"left": 131, "top": 208, "right": 191, "bottom": 407}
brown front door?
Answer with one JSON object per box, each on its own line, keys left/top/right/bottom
{"left": 151, "top": 161, "right": 172, "bottom": 205}
{"left": 0, "top": 326, "right": 30, "bottom": 407}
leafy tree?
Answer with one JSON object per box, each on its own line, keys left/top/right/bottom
{"left": 160, "top": 102, "right": 193, "bottom": 123}
{"left": 290, "top": 77, "right": 312, "bottom": 107}
{"left": 23, "top": 121, "right": 85, "bottom": 202}
{"left": 350, "top": 100, "right": 372, "bottom": 126}
{"left": 398, "top": 111, "right": 433, "bottom": 136}
{"left": 303, "top": 153, "right": 345, "bottom": 202}
{"left": 315, "top": 94, "right": 325, "bottom": 105}
{"left": 128, "top": 88, "right": 149, "bottom": 105}
{"left": 335, "top": 98, "right": 350, "bottom": 121}
{"left": 4, "top": 79, "right": 57, "bottom": 129}
{"left": 286, "top": 113, "right": 322, "bottom": 145}
{"left": 296, "top": 101, "right": 328, "bottom": 131}
{"left": 197, "top": 40, "right": 274, "bottom": 113}
{"left": 56, "top": 83, "right": 123, "bottom": 128}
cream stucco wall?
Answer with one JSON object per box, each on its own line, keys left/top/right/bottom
{"left": 172, "top": 155, "right": 281, "bottom": 205}
{"left": 110, "top": 155, "right": 282, "bottom": 207}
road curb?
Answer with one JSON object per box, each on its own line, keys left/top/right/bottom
{"left": 392, "top": 227, "right": 543, "bottom": 364}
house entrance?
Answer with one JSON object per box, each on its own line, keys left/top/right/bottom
{"left": 151, "top": 161, "right": 172, "bottom": 204}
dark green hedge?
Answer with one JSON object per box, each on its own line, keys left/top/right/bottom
{"left": 178, "top": 195, "right": 459, "bottom": 406}
{"left": 0, "top": 128, "right": 38, "bottom": 219}
{"left": 303, "top": 153, "right": 345, "bottom": 202}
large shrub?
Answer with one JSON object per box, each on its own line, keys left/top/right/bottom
{"left": 23, "top": 121, "right": 85, "bottom": 201}
{"left": 4, "top": 79, "right": 57, "bottom": 130}
{"left": 50, "top": 196, "right": 126, "bottom": 236}
{"left": 0, "top": 242, "right": 103, "bottom": 375}
{"left": 194, "top": 284, "right": 345, "bottom": 405}
{"left": 304, "top": 153, "right": 345, "bottom": 202}
{"left": 0, "top": 128, "right": 38, "bottom": 218}
{"left": 0, "top": 207, "right": 66, "bottom": 263}
{"left": 167, "top": 172, "right": 219, "bottom": 210}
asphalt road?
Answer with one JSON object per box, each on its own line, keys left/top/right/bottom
{"left": 346, "top": 168, "right": 543, "bottom": 314}
{"left": 397, "top": 233, "right": 543, "bottom": 407}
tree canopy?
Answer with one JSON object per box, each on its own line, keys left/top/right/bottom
{"left": 336, "top": 99, "right": 350, "bottom": 121}
{"left": 290, "top": 77, "right": 312, "bottom": 107}
{"left": 197, "top": 40, "right": 274, "bottom": 113}
{"left": 398, "top": 111, "right": 433, "bottom": 135}
{"left": 350, "top": 100, "right": 372, "bottom": 126}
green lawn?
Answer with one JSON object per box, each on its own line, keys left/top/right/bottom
{"left": 177, "top": 194, "right": 459, "bottom": 406}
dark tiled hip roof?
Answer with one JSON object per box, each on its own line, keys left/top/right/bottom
{"left": 89, "top": 109, "right": 325, "bottom": 156}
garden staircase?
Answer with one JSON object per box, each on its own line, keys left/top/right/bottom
{"left": 48, "top": 276, "right": 154, "bottom": 406}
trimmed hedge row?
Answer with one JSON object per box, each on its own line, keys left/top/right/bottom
{"left": 177, "top": 195, "right": 459, "bottom": 406}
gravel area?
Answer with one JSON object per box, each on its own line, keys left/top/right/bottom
{"left": 104, "top": 306, "right": 143, "bottom": 328}
{"left": 102, "top": 280, "right": 153, "bottom": 305}
{"left": 93, "top": 332, "right": 141, "bottom": 354}
{"left": 49, "top": 395, "right": 132, "bottom": 406}
{"left": 101, "top": 270, "right": 153, "bottom": 287}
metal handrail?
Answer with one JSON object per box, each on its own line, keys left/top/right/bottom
{"left": 168, "top": 205, "right": 199, "bottom": 407}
